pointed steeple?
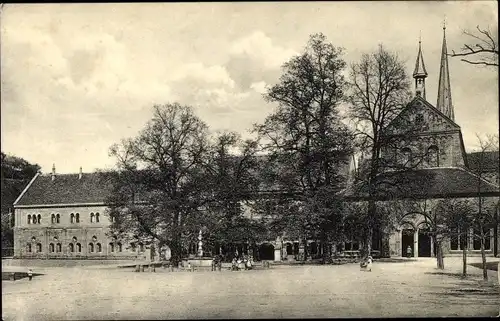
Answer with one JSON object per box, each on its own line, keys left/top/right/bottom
{"left": 413, "top": 36, "right": 428, "bottom": 99}
{"left": 436, "top": 23, "right": 455, "bottom": 121}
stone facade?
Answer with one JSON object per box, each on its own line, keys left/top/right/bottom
{"left": 13, "top": 205, "right": 148, "bottom": 259}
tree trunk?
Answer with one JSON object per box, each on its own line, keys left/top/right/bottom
{"left": 364, "top": 227, "right": 373, "bottom": 260}
{"left": 169, "top": 232, "right": 182, "bottom": 267}
{"left": 480, "top": 234, "right": 488, "bottom": 280}
{"left": 434, "top": 236, "right": 445, "bottom": 270}
{"left": 321, "top": 237, "right": 331, "bottom": 264}
{"left": 462, "top": 242, "right": 467, "bottom": 277}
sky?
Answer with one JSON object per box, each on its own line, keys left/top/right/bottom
{"left": 1, "top": 2, "right": 498, "bottom": 174}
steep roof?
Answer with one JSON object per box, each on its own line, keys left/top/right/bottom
{"left": 413, "top": 41, "right": 428, "bottom": 77}
{"left": 436, "top": 26, "right": 455, "bottom": 121}
{"left": 14, "top": 172, "right": 115, "bottom": 206}
{"left": 467, "top": 151, "right": 500, "bottom": 173}
{"left": 342, "top": 167, "right": 500, "bottom": 201}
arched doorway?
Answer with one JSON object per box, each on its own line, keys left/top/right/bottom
{"left": 286, "top": 243, "right": 293, "bottom": 256}
{"left": 401, "top": 222, "right": 415, "bottom": 257}
{"left": 259, "top": 243, "right": 275, "bottom": 260}
{"left": 418, "top": 223, "right": 432, "bottom": 257}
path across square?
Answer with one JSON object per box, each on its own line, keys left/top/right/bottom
{"left": 2, "top": 257, "right": 499, "bottom": 319}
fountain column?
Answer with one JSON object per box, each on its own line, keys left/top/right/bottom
{"left": 197, "top": 230, "right": 203, "bottom": 257}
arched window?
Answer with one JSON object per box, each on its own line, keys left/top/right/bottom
{"left": 95, "top": 213, "right": 100, "bottom": 223}
{"left": 117, "top": 242, "right": 122, "bottom": 252}
{"left": 92, "top": 236, "right": 97, "bottom": 242}
{"left": 56, "top": 214, "right": 60, "bottom": 224}
{"left": 27, "top": 243, "right": 32, "bottom": 252}
{"left": 28, "top": 215, "right": 31, "bottom": 224}
{"left": 56, "top": 243, "right": 62, "bottom": 252}
{"left": 51, "top": 214, "right": 55, "bottom": 224}
{"left": 88, "top": 243, "right": 94, "bottom": 253}
{"left": 109, "top": 243, "right": 115, "bottom": 253}
{"left": 36, "top": 243, "right": 42, "bottom": 253}
{"left": 90, "top": 213, "right": 94, "bottom": 223}
{"left": 75, "top": 213, "right": 80, "bottom": 223}
{"left": 49, "top": 243, "right": 55, "bottom": 252}
{"left": 70, "top": 213, "right": 75, "bottom": 224}
{"left": 427, "top": 145, "right": 439, "bottom": 167}
{"left": 401, "top": 148, "right": 412, "bottom": 166}
{"left": 72, "top": 236, "right": 77, "bottom": 242}
{"left": 96, "top": 243, "right": 102, "bottom": 252}
{"left": 69, "top": 243, "right": 74, "bottom": 252}
{"left": 37, "top": 214, "right": 41, "bottom": 224}
{"left": 76, "top": 243, "right": 81, "bottom": 252}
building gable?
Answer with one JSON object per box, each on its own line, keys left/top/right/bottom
{"left": 385, "top": 96, "right": 460, "bottom": 135}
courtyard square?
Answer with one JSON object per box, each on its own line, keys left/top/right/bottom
{"left": 2, "top": 257, "right": 499, "bottom": 320}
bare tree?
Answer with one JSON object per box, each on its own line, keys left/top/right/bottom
{"left": 347, "top": 45, "right": 417, "bottom": 259}
{"left": 450, "top": 25, "right": 499, "bottom": 67}
{"left": 470, "top": 133, "right": 499, "bottom": 280}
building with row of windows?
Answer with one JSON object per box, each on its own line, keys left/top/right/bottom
{"left": 12, "top": 26, "right": 499, "bottom": 261}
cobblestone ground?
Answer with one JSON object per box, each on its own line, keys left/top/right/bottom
{"left": 2, "top": 257, "right": 499, "bottom": 320}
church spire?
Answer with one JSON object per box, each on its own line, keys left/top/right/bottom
{"left": 413, "top": 35, "right": 428, "bottom": 99}
{"left": 436, "top": 22, "right": 455, "bottom": 121}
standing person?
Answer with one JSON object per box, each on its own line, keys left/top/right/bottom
{"left": 27, "top": 269, "right": 33, "bottom": 281}
{"left": 231, "top": 258, "right": 238, "bottom": 271}
{"left": 406, "top": 246, "right": 412, "bottom": 258}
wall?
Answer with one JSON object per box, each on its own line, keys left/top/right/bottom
{"left": 13, "top": 205, "right": 147, "bottom": 260}
{"left": 387, "top": 197, "right": 499, "bottom": 257}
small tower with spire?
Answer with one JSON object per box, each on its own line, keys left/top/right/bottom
{"left": 413, "top": 34, "right": 428, "bottom": 99}
{"left": 436, "top": 20, "right": 455, "bottom": 121}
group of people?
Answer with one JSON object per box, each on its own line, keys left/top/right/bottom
{"left": 231, "top": 255, "right": 254, "bottom": 271}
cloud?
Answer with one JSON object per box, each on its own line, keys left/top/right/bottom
{"left": 230, "top": 30, "right": 297, "bottom": 69}
{"left": 171, "top": 63, "right": 235, "bottom": 88}
{"left": 250, "top": 81, "right": 268, "bottom": 94}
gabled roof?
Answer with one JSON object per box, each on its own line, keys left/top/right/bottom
{"left": 467, "top": 151, "right": 500, "bottom": 173}
{"left": 14, "top": 172, "right": 115, "bottom": 207}
{"left": 384, "top": 96, "right": 460, "bottom": 134}
{"left": 342, "top": 167, "right": 500, "bottom": 201}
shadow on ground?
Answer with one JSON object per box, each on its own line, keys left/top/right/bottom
{"left": 469, "top": 261, "right": 498, "bottom": 271}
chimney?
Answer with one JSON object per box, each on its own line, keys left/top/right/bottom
{"left": 51, "top": 164, "right": 56, "bottom": 181}
{"left": 79, "top": 167, "right": 83, "bottom": 179}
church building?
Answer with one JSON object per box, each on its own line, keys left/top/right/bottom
{"left": 12, "top": 26, "right": 499, "bottom": 261}
{"left": 344, "top": 25, "right": 499, "bottom": 258}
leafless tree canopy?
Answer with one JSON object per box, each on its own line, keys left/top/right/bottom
{"left": 450, "top": 25, "right": 499, "bottom": 67}
{"left": 347, "top": 45, "right": 415, "bottom": 258}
